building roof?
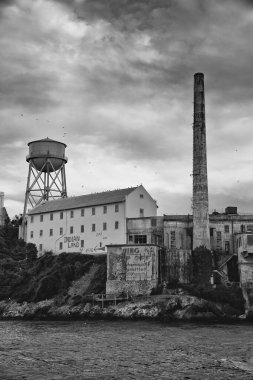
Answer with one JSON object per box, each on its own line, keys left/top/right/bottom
{"left": 28, "top": 187, "right": 138, "bottom": 215}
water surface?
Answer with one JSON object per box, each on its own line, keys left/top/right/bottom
{"left": 0, "top": 320, "right": 253, "bottom": 379}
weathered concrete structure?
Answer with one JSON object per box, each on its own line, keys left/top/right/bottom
{"left": 236, "top": 232, "right": 253, "bottom": 315}
{"left": 193, "top": 73, "right": 210, "bottom": 250}
{"left": 106, "top": 244, "right": 159, "bottom": 296}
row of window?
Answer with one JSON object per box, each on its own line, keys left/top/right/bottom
{"left": 39, "top": 240, "right": 85, "bottom": 252}
{"left": 31, "top": 204, "right": 121, "bottom": 223}
{"left": 30, "top": 221, "right": 119, "bottom": 238}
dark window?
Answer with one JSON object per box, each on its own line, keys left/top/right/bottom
{"left": 224, "top": 225, "right": 229, "bottom": 233}
{"left": 49, "top": 229, "right": 53, "bottom": 236}
{"left": 70, "top": 226, "right": 73, "bottom": 234}
{"left": 140, "top": 208, "right": 144, "bottom": 217}
{"left": 70, "top": 210, "right": 74, "bottom": 218}
{"left": 129, "top": 235, "right": 133, "bottom": 242}
{"left": 39, "top": 230, "right": 43, "bottom": 237}
{"left": 115, "top": 221, "right": 119, "bottom": 229}
{"left": 81, "top": 240, "right": 84, "bottom": 248}
{"left": 81, "top": 225, "right": 84, "bottom": 233}
{"left": 39, "top": 244, "right": 43, "bottom": 251}
{"left": 247, "top": 235, "right": 253, "bottom": 246}
{"left": 103, "top": 205, "right": 107, "bottom": 214}
{"left": 60, "top": 211, "right": 63, "bottom": 220}
{"left": 30, "top": 231, "right": 33, "bottom": 238}
{"left": 50, "top": 213, "right": 53, "bottom": 221}
{"left": 92, "top": 224, "right": 95, "bottom": 232}
{"left": 81, "top": 209, "right": 84, "bottom": 217}
{"left": 140, "top": 194, "right": 144, "bottom": 198}
{"left": 134, "top": 235, "right": 147, "bottom": 244}
{"left": 247, "top": 225, "right": 253, "bottom": 232}
{"left": 59, "top": 242, "right": 63, "bottom": 250}
{"left": 60, "top": 227, "right": 63, "bottom": 235}
{"left": 151, "top": 218, "right": 157, "bottom": 227}
{"left": 92, "top": 207, "right": 95, "bottom": 215}
{"left": 216, "top": 231, "right": 222, "bottom": 249}
{"left": 40, "top": 215, "right": 43, "bottom": 222}
{"left": 225, "top": 241, "right": 230, "bottom": 253}
{"left": 115, "top": 204, "right": 119, "bottom": 213}
{"left": 210, "top": 228, "right": 214, "bottom": 237}
{"left": 103, "top": 222, "right": 107, "bottom": 231}
{"left": 31, "top": 216, "right": 34, "bottom": 223}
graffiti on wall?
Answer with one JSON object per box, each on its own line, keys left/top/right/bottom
{"left": 64, "top": 236, "right": 80, "bottom": 248}
{"left": 123, "top": 246, "right": 156, "bottom": 281}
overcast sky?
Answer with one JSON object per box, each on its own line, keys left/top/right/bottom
{"left": 1, "top": 0, "right": 253, "bottom": 218}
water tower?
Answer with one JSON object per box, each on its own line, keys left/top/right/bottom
{"left": 21, "top": 137, "right": 68, "bottom": 238}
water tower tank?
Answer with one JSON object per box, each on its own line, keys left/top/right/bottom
{"left": 26, "top": 137, "right": 67, "bottom": 172}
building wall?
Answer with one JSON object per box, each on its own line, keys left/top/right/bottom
{"left": 106, "top": 244, "right": 159, "bottom": 296}
{"left": 125, "top": 185, "right": 157, "bottom": 218}
{"left": 163, "top": 221, "right": 191, "bottom": 250}
{"left": 127, "top": 217, "right": 163, "bottom": 245}
{"left": 27, "top": 202, "right": 126, "bottom": 255}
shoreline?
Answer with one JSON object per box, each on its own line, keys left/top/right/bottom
{"left": 0, "top": 294, "right": 251, "bottom": 323}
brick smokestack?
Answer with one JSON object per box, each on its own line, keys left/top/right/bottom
{"left": 193, "top": 73, "right": 210, "bottom": 250}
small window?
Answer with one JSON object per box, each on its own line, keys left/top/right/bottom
{"left": 103, "top": 205, "right": 107, "bottom": 214}
{"left": 92, "top": 207, "right": 95, "bottom": 215}
{"left": 129, "top": 235, "right": 133, "bottom": 242}
{"left": 70, "top": 210, "right": 74, "bottom": 218}
{"left": 81, "top": 225, "right": 84, "bottom": 233}
{"left": 224, "top": 225, "right": 229, "bottom": 233}
{"left": 140, "top": 208, "right": 144, "bottom": 217}
{"left": 115, "top": 204, "right": 119, "bottom": 213}
{"left": 30, "top": 231, "right": 33, "bottom": 238}
{"left": 103, "top": 222, "right": 107, "bottom": 231}
{"left": 60, "top": 227, "right": 63, "bottom": 235}
{"left": 134, "top": 235, "right": 147, "bottom": 244}
{"left": 39, "top": 230, "right": 43, "bottom": 237}
{"left": 247, "top": 235, "right": 253, "bottom": 246}
{"left": 50, "top": 213, "right": 53, "bottom": 221}
{"left": 81, "top": 208, "right": 84, "bottom": 217}
{"left": 70, "top": 226, "right": 73, "bottom": 234}
{"left": 59, "top": 242, "right": 63, "bottom": 250}
{"left": 31, "top": 216, "right": 34, "bottom": 223}
{"left": 225, "top": 241, "right": 230, "bottom": 253}
{"left": 92, "top": 224, "right": 96, "bottom": 232}
{"left": 40, "top": 214, "right": 43, "bottom": 222}
{"left": 140, "top": 194, "right": 144, "bottom": 198}
{"left": 151, "top": 218, "right": 157, "bottom": 227}
{"left": 39, "top": 244, "right": 43, "bottom": 251}
{"left": 115, "top": 221, "right": 119, "bottom": 229}
{"left": 81, "top": 240, "right": 84, "bottom": 248}
{"left": 49, "top": 229, "right": 53, "bottom": 237}
{"left": 60, "top": 211, "right": 64, "bottom": 220}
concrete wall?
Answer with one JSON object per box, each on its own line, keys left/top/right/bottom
{"left": 127, "top": 216, "right": 163, "bottom": 245}
{"left": 106, "top": 244, "right": 159, "bottom": 296}
{"left": 163, "top": 221, "right": 191, "bottom": 250}
{"left": 162, "top": 249, "right": 192, "bottom": 285}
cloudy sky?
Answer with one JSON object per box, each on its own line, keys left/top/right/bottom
{"left": 1, "top": 0, "right": 253, "bottom": 218}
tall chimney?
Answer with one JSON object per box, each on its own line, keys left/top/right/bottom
{"left": 192, "top": 73, "right": 210, "bottom": 250}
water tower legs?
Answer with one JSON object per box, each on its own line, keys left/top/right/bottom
{"left": 21, "top": 158, "right": 67, "bottom": 240}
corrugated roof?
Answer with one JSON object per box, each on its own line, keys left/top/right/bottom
{"left": 28, "top": 187, "right": 138, "bottom": 215}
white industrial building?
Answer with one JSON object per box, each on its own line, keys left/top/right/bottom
{"left": 26, "top": 185, "right": 157, "bottom": 255}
